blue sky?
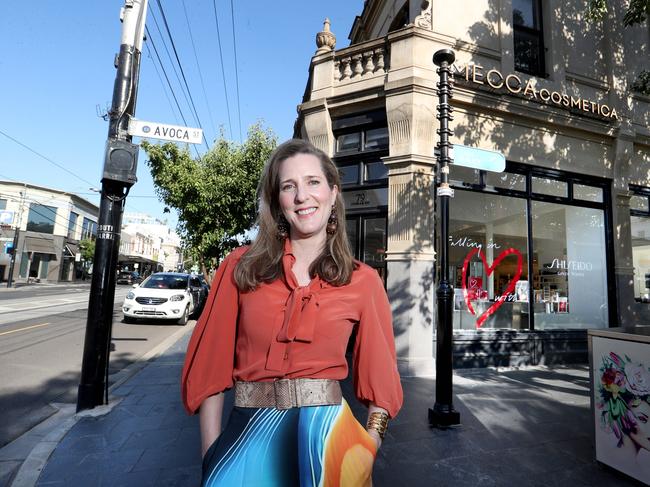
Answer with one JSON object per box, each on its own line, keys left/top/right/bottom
{"left": 0, "top": 0, "right": 361, "bottom": 228}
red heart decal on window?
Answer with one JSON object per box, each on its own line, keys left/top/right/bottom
{"left": 461, "top": 247, "right": 524, "bottom": 328}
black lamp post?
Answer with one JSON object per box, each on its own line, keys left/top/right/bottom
{"left": 429, "top": 48, "right": 461, "bottom": 428}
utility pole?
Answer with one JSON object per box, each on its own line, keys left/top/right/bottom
{"left": 7, "top": 185, "right": 27, "bottom": 288}
{"left": 77, "top": 0, "right": 149, "bottom": 412}
{"left": 429, "top": 49, "right": 461, "bottom": 428}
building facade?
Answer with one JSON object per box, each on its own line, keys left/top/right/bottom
{"left": 118, "top": 213, "right": 182, "bottom": 276}
{"left": 0, "top": 181, "right": 98, "bottom": 283}
{"left": 294, "top": 1, "right": 650, "bottom": 374}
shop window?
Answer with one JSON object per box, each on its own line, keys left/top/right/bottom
{"left": 629, "top": 189, "right": 650, "bottom": 302}
{"left": 26, "top": 204, "right": 56, "bottom": 234}
{"left": 0, "top": 199, "right": 6, "bottom": 210}
{"left": 449, "top": 165, "right": 611, "bottom": 330}
{"left": 337, "top": 133, "right": 361, "bottom": 152}
{"left": 81, "top": 217, "right": 97, "bottom": 240}
{"left": 484, "top": 171, "right": 526, "bottom": 192}
{"left": 363, "top": 217, "right": 387, "bottom": 283}
{"left": 513, "top": 0, "right": 546, "bottom": 76}
{"left": 573, "top": 184, "right": 603, "bottom": 203}
{"left": 449, "top": 165, "right": 481, "bottom": 187}
{"left": 532, "top": 176, "right": 567, "bottom": 198}
{"left": 364, "top": 127, "right": 389, "bottom": 151}
{"left": 531, "top": 202, "right": 608, "bottom": 329}
{"left": 365, "top": 161, "right": 388, "bottom": 182}
{"left": 335, "top": 126, "right": 388, "bottom": 155}
{"left": 339, "top": 164, "right": 360, "bottom": 185}
{"left": 450, "top": 190, "right": 529, "bottom": 330}
{"left": 68, "top": 212, "right": 79, "bottom": 240}
{"left": 630, "top": 194, "right": 649, "bottom": 212}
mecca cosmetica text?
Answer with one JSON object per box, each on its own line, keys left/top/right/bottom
{"left": 453, "top": 64, "right": 620, "bottom": 121}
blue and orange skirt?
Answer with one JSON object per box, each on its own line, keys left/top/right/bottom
{"left": 201, "top": 399, "right": 377, "bottom": 486}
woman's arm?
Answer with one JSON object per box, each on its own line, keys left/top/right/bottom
{"left": 199, "top": 393, "right": 225, "bottom": 457}
{"left": 366, "top": 403, "right": 388, "bottom": 449}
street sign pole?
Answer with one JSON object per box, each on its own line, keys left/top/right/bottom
{"left": 429, "top": 49, "right": 461, "bottom": 428}
{"left": 77, "top": 0, "right": 149, "bottom": 412}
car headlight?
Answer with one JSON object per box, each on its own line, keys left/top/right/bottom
{"left": 126, "top": 292, "right": 135, "bottom": 300}
{"left": 170, "top": 294, "right": 185, "bottom": 302}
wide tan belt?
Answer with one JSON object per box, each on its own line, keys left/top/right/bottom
{"left": 234, "top": 378, "right": 342, "bottom": 410}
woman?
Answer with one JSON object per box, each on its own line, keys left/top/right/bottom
{"left": 182, "top": 139, "right": 403, "bottom": 486}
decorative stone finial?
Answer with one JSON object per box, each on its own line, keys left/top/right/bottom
{"left": 315, "top": 18, "right": 336, "bottom": 54}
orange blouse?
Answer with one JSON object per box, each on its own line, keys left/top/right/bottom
{"left": 181, "top": 241, "right": 403, "bottom": 418}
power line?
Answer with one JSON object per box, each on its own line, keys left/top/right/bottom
{"left": 144, "top": 41, "right": 181, "bottom": 126}
{"left": 144, "top": 25, "right": 201, "bottom": 160}
{"left": 0, "top": 129, "right": 97, "bottom": 188}
{"left": 149, "top": 9, "right": 194, "bottom": 126}
{"left": 182, "top": 0, "right": 217, "bottom": 142}
{"left": 154, "top": 0, "right": 209, "bottom": 151}
{"left": 212, "top": 0, "right": 234, "bottom": 140}
{"left": 230, "top": 0, "right": 243, "bottom": 143}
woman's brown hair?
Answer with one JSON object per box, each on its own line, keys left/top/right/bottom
{"left": 234, "top": 139, "right": 355, "bottom": 291}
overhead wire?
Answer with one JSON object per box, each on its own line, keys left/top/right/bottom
{"left": 144, "top": 25, "right": 202, "bottom": 160}
{"left": 212, "top": 0, "right": 234, "bottom": 140}
{"left": 144, "top": 41, "right": 181, "bottom": 126}
{"left": 229, "top": 0, "right": 243, "bottom": 142}
{"left": 154, "top": 0, "right": 209, "bottom": 151}
{"left": 0, "top": 129, "right": 97, "bottom": 189}
{"left": 182, "top": 0, "right": 217, "bottom": 142}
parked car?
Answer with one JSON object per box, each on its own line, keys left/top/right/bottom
{"left": 121, "top": 272, "right": 205, "bottom": 325}
{"left": 116, "top": 271, "right": 142, "bottom": 285}
{"left": 195, "top": 274, "right": 211, "bottom": 316}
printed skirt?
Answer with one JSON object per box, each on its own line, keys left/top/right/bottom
{"left": 201, "top": 399, "right": 377, "bottom": 487}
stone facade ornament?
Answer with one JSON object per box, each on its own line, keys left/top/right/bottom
{"left": 315, "top": 18, "right": 336, "bottom": 54}
{"left": 414, "top": 0, "right": 433, "bottom": 30}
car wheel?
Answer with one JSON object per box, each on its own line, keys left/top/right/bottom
{"left": 123, "top": 315, "right": 135, "bottom": 324}
{"left": 177, "top": 306, "right": 189, "bottom": 326}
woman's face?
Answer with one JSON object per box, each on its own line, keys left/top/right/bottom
{"left": 629, "top": 399, "right": 650, "bottom": 452}
{"left": 277, "top": 153, "right": 338, "bottom": 242}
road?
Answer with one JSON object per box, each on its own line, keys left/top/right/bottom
{"left": 0, "top": 283, "right": 191, "bottom": 448}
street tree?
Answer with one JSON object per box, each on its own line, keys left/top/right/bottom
{"left": 79, "top": 238, "right": 95, "bottom": 278}
{"left": 142, "top": 123, "right": 276, "bottom": 277}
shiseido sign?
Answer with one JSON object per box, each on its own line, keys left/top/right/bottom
{"left": 453, "top": 64, "right": 620, "bottom": 121}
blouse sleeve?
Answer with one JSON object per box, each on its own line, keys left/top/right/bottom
{"left": 352, "top": 268, "right": 403, "bottom": 418}
{"left": 181, "top": 247, "right": 245, "bottom": 414}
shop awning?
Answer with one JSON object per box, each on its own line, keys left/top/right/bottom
{"left": 24, "top": 237, "right": 58, "bottom": 255}
{"left": 64, "top": 242, "right": 78, "bottom": 257}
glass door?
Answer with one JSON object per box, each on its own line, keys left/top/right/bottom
{"left": 346, "top": 214, "right": 387, "bottom": 284}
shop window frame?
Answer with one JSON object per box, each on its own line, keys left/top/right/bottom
{"left": 446, "top": 161, "right": 615, "bottom": 330}
{"left": 628, "top": 185, "right": 650, "bottom": 303}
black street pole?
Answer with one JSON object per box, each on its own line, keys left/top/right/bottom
{"left": 77, "top": 0, "right": 148, "bottom": 412}
{"left": 429, "top": 48, "right": 461, "bottom": 428}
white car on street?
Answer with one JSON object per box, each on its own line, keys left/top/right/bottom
{"left": 122, "top": 272, "right": 204, "bottom": 325}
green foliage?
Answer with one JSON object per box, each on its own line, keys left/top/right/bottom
{"left": 631, "top": 69, "right": 650, "bottom": 96}
{"left": 142, "top": 123, "right": 277, "bottom": 266}
{"left": 586, "top": 0, "right": 650, "bottom": 25}
{"left": 79, "top": 238, "right": 95, "bottom": 262}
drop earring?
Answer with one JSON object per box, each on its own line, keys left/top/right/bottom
{"left": 326, "top": 205, "right": 338, "bottom": 235}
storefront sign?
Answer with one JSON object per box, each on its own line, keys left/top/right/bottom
{"left": 343, "top": 188, "right": 388, "bottom": 210}
{"left": 546, "top": 258, "right": 593, "bottom": 277}
{"left": 453, "top": 64, "right": 620, "bottom": 121}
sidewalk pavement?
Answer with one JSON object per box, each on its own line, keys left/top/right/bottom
{"left": 6, "top": 324, "right": 642, "bottom": 487}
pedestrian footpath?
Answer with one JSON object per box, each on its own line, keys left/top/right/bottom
{"left": 10, "top": 324, "right": 642, "bottom": 487}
